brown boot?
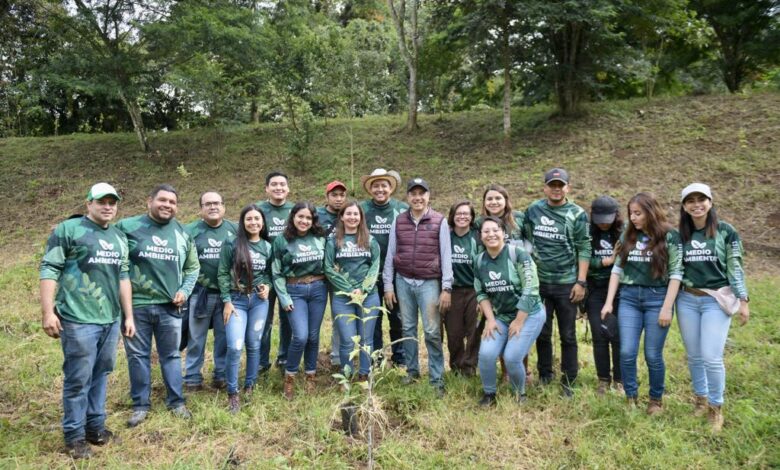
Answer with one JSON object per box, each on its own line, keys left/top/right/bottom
{"left": 283, "top": 373, "right": 296, "bottom": 401}
{"left": 626, "top": 397, "right": 638, "bottom": 409}
{"left": 304, "top": 372, "right": 316, "bottom": 394}
{"left": 597, "top": 379, "right": 610, "bottom": 396}
{"left": 228, "top": 393, "right": 240, "bottom": 414}
{"left": 694, "top": 395, "right": 707, "bottom": 417}
{"left": 646, "top": 398, "right": 663, "bottom": 416}
{"left": 708, "top": 404, "right": 724, "bottom": 433}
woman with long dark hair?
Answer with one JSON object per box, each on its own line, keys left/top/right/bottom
{"left": 272, "top": 202, "right": 327, "bottom": 400}
{"left": 601, "top": 193, "right": 682, "bottom": 415}
{"left": 677, "top": 183, "right": 749, "bottom": 432}
{"left": 217, "top": 204, "right": 272, "bottom": 413}
{"left": 444, "top": 200, "right": 481, "bottom": 376}
{"left": 324, "top": 201, "right": 381, "bottom": 379}
{"left": 587, "top": 196, "right": 624, "bottom": 395}
{"left": 480, "top": 184, "right": 524, "bottom": 245}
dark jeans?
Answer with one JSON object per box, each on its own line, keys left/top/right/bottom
{"left": 259, "top": 289, "right": 292, "bottom": 369}
{"left": 374, "top": 281, "right": 405, "bottom": 366}
{"left": 536, "top": 282, "right": 579, "bottom": 384}
{"left": 443, "top": 287, "right": 479, "bottom": 373}
{"left": 586, "top": 282, "right": 621, "bottom": 383}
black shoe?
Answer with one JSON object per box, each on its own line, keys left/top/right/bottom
{"left": 516, "top": 393, "right": 528, "bottom": 404}
{"left": 479, "top": 393, "right": 497, "bottom": 407}
{"left": 65, "top": 440, "right": 92, "bottom": 459}
{"left": 126, "top": 410, "right": 148, "bottom": 428}
{"left": 539, "top": 375, "right": 554, "bottom": 386}
{"left": 212, "top": 379, "right": 227, "bottom": 390}
{"left": 85, "top": 428, "right": 117, "bottom": 446}
{"left": 401, "top": 372, "right": 420, "bottom": 385}
{"left": 434, "top": 384, "right": 446, "bottom": 398}
{"left": 561, "top": 383, "right": 574, "bottom": 399}
{"left": 183, "top": 382, "right": 204, "bottom": 392}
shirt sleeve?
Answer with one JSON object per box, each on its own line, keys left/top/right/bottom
{"left": 179, "top": 237, "right": 201, "bottom": 298}
{"left": 271, "top": 236, "right": 292, "bottom": 309}
{"left": 574, "top": 211, "right": 592, "bottom": 262}
{"left": 382, "top": 220, "right": 398, "bottom": 292}
{"left": 39, "top": 224, "right": 68, "bottom": 281}
{"left": 724, "top": 226, "right": 749, "bottom": 299}
{"left": 666, "top": 230, "right": 683, "bottom": 281}
{"left": 363, "top": 238, "right": 381, "bottom": 292}
{"left": 515, "top": 249, "right": 541, "bottom": 315}
{"left": 473, "top": 254, "right": 489, "bottom": 304}
{"left": 217, "top": 242, "right": 234, "bottom": 303}
{"left": 324, "top": 238, "right": 354, "bottom": 294}
{"left": 118, "top": 232, "right": 130, "bottom": 280}
{"left": 439, "top": 219, "right": 453, "bottom": 290}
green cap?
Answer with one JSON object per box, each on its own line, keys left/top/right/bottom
{"left": 87, "top": 183, "right": 121, "bottom": 201}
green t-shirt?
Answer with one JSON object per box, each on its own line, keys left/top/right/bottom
{"left": 522, "top": 199, "right": 591, "bottom": 284}
{"left": 473, "top": 245, "right": 542, "bottom": 323}
{"left": 271, "top": 233, "right": 326, "bottom": 308}
{"left": 256, "top": 200, "right": 294, "bottom": 242}
{"left": 682, "top": 221, "right": 748, "bottom": 299}
{"left": 40, "top": 216, "right": 130, "bottom": 324}
{"left": 613, "top": 229, "right": 683, "bottom": 287}
{"left": 316, "top": 206, "right": 339, "bottom": 237}
{"left": 324, "top": 234, "right": 381, "bottom": 295}
{"left": 476, "top": 210, "right": 525, "bottom": 245}
{"left": 451, "top": 228, "right": 480, "bottom": 288}
{"left": 588, "top": 227, "right": 620, "bottom": 282}
{"left": 116, "top": 214, "right": 200, "bottom": 307}
{"left": 360, "top": 198, "right": 409, "bottom": 270}
{"left": 217, "top": 238, "right": 273, "bottom": 302}
{"left": 185, "top": 219, "right": 237, "bottom": 290}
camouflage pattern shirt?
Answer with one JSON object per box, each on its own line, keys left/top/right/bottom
{"left": 324, "top": 234, "right": 381, "bottom": 295}
{"left": 255, "top": 200, "right": 294, "bottom": 242}
{"left": 185, "top": 219, "right": 238, "bottom": 290}
{"left": 271, "top": 233, "right": 326, "bottom": 309}
{"left": 217, "top": 238, "right": 273, "bottom": 302}
{"left": 682, "top": 221, "right": 748, "bottom": 299}
{"left": 40, "top": 216, "right": 129, "bottom": 324}
{"left": 612, "top": 229, "right": 683, "bottom": 287}
{"left": 474, "top": 245, "right": 543, "bottom": 324}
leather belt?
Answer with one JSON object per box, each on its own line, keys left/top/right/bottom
{"left": 683, "top": 286, "right": 708, "bottom": 297}
{"left": 286, "top": 274, "right": 326, "bottom": 285}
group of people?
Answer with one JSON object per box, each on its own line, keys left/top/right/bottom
{"left": 40, "top": 167, "right": 750, "bottom": 459}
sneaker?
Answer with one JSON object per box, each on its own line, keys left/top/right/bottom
{"left": 646, "top": 398, "right": 663, "bottom": 416}
{"left": 183, "top": 382, "right": 204, "bottom": 392}
{"left": 212, "top": 379, "right": 227, "bottom": 390}
{"left": 85, "top": 428, "right": 117, "bottom": 446}
{"left": 478, "top": 393, "right": 496, "bottom": 407}
{"left": 65, "top": 440, "right": 92, "bottom": 459}
{"left": 612, "top": 381, "right": 624, "bottom": 394}
{"left": 433, "top": 384, "right": 445, "bottom": 399}
{"left": 539, "top": 375, "right": 553, "bottom": 386}
{"left": 561, "top": 383, "right": 574, "bottom": 399}
{"left": 401, "top": 372, "right": 420, "bottom": 385}
{"left": 516, "top": 393, "right": 528, "bottom": 404}
{"left": 228, "top": 394, "right": 240, "bottom": 414}
{"left": 171, "top": 405, "right": 192, "bottom": 420}
{"left": 126, "top": 410, "right": 148, "bottom": 428}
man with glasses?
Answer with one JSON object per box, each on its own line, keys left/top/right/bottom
{"left": 183, "top": 192, "right": 237, "bottom": 391}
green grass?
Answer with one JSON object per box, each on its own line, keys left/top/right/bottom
{"left": 1, "top": 92, "right": 779, "bottom": 467}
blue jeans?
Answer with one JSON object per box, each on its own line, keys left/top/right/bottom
{"left": 332, "top": 291, "right": 380, "bottom": 376}
{"left": 124, "top": 304, "right": 185, "bottom": 410}
{"left": 618, "top": 285, "right": 671, "bottom": 400}
{"left": 676, "top": 291, "right": 732, "bottom": 406}
{"left": 328, "top": 288, "right": 340, "bottom": 366}
{"left": 396, "top": 277, "right": 445, "bottom": 385}
{"left": 184, "top": 288, "right": 226, "bottom": 385}
{"left": 478, "top": 308, "right": 546, "bottom": 395}
{"left": 60, "top": 320, "right": 120, "bottom": 444}
{"left": 259, "top": 289, "right": 291, "bottom": 368}
{"left": 285, "top": 280, "right": 328, "bottom": 374}
{"left": 225, "top": 292, "right": 269, "bottom": 394}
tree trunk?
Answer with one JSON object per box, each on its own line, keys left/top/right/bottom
{"left": 388, "top": 0, "right": 420, "bottom": 132}
{"left": 250, "top": 97, "right": 260, "bottom": 124}
{"left": 501, "top": 12, "right": 511, "bottom": 141}
{"left": 407, "top": 61, "right": 418, "bottom": 131}
{"left": 119, "top": 92, "right": 150, "bottom": 152}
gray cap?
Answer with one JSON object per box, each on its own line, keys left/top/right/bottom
{"left": 591, "top": 196, "right": 620, "bottom": 224}
{"left": 544, "top": 168, "right": 569, "bottom": 185}
{"left": 681, "top": 183, "right": 712, "bottom": 203}
{"left": 407, "top": 177, "right": 430, "bottom": 193}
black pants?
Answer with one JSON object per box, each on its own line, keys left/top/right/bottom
{"left": 586, "top": 282, "right": 621, "bottom": 383}
{"left": 374, "top": 282, "right": 405, "bottom": 365}
{"left": 536, "top": 282, "right": 579, "bottom": 384}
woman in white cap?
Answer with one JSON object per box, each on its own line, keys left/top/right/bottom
{"left": 586, "top": 196, "right": 624, "bottom": 395}
{"left": 677, "top": 183, "right": 749, "bottom": 432}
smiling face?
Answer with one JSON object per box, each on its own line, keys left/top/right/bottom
{"left": 341, "top": 204, "right": 361, "bottom": 233}
{"left": 326, "top": 189, "right": 347, "bottom": 212}
{"left": 86, "top": 196, "right": 119, "bottom": 227}
{"left": 480, "top": 219, "right": 505, "bottom": 251}
{"left": 148, "top": 190, "right": 178, "bottom": 223}
{"left": 483, "top": 190, "right": 507, "bottom": 216}
{"left": 544, "top": 180, "right": 569, "bottom": 206}
{"left": 243, "top": 209, "right": 264, "bottom": 241}
{"left": 370, "top": 179, "right": 392, "bottom": 204}
{"left": 407, "top": 187, "right": 429, "bottom": 214}
{"left": 629, "top": 202, "right": 647, "bottom": 231}
{"left": 683, "top": 193, "right": 712, "bottom": 222}
{"left": 293, "top": 208, "right": 313, "bottom": 235}
{"left": 453, "top": 204, "right": 473, "bottom": 230}
{"left": 200, "top": 192, "right": 225, "bottom": 227}
{"left": 265, "top": 176, "right": 289, "bottom": 205}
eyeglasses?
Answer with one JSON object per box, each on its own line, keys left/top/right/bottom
{"left": 201, "top": 202, "right": 223, "bottom": 208}
{"left": 454, "top": 212, "right": 472, "bottom": 217}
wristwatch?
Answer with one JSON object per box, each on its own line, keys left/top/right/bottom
{"left": 575, "top": 280, "right": 587, "bottom": 288}
{"left": 443, "top": 287, "right": 452, "bottom": 293}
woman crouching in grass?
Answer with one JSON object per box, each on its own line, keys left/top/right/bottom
{"left": 601, "top": 193, "right": 682, "bottom": 415}
{"left": 324, "top": 201, "right": 381, "bottom": 381}
{"left": 475, "top": 217, "right": 545, "bottom": 406}
{"left": 677, "top": 183, "right": 749, "bottom": 432}
{"left": 217, "top": 204, "right": 272, "bottom": 413}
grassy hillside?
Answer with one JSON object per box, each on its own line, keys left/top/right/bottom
{"left": 1, "top": 93, "right": 779, "bottom": 468}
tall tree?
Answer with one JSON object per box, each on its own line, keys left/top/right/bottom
{"left": 387, "top": 0, "right": 422, "bottom": 131}
{"left": 689, "top": 0, "right": 780, "bottom": 92}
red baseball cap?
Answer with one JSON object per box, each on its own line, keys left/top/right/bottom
{"left": 325, "top": 180, "right": 347, "bottom": 194}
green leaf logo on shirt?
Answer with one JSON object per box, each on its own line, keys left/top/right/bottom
{"left": 99, "top": 239, "right": 114, "bottom": 250}
{"left": 599, "top": 239, "right": 612, "bottom": 250}
{"left": 454, "top": 245, "right": 465, "bottom": 254}
{"left": 298, "top": 244, "right": 311, "bottom": 252}
{"left": 692, "top": 240, "right": 707, "bottom": 249}
{"left": 489, "top": 271, "right": 502, "bottom": 280}
{"left": 208, "top": 238, "right": 222, "bottom": 248}
{"left": 345, "top": 241, "right": 357, "bottom": 250}
{"left": 273, "top": 217, "right": 286, "bottom": 226}
{"left": 636, "top": 240, "right": 647, "bottom": 250}
{"left": 541, "top": 216, "right": 555, "bottom": 226}
{"left": 152, "top": 235, "right": 168, "bottom": 247}
{"left": 375, "top": 216, "right": 388, "bottom": 224}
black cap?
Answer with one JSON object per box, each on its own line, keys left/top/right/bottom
{"left": 544, "top": 168, "right": 569, "bottom": 185}
{"left": 591, "top": 195, "right": 620, "bottom": 224}
{"left": 407, "top": 177, "right": 430, "bottom": 193}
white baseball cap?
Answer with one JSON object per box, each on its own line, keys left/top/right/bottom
{"left": 87, "top": 182, "right": 121, "bottom": 201}
{"left": 681, "top": 183, "right": 712, "bottom": 203}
